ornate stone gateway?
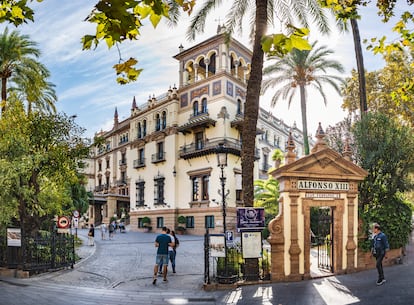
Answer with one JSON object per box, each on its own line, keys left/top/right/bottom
{"left": 268, "top": 124, "right": 368, "bottom": 281}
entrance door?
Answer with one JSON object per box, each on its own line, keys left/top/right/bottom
{"left": 310, "top": 206, "right": 334, "bottom": 276}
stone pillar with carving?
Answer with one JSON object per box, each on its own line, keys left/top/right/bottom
{"left": 267, "top": 197, "right": 285, "bottom": 281}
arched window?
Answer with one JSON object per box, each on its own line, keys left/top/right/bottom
{"left": 143, "top": 120, "right": 147, "bottom": 136}
{"left": 193, "top": 101, "right": 199, "bottom": 116}
{"left": 208, "top": 54, "right": 216, "bottom": 75}
{"left": 237, "top": 99, "right": 242, "bottom": 114}
{"left": 156, "top": 114, "right": 161, "bottom": 131}
{"left": 201, "top": 98, "right": 207, "bottom": 114}
{"left": 162, "top": 111, "right": 167, "bottom": 130}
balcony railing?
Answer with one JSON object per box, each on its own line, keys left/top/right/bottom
{"left": 179, "top": 137, "right": 242, "bottom": 160}
{"left": 133, "top": 158, "right": 146, "bottom": 168}
{"left": 151, "top": 152, "right": 166, "bottom": 163}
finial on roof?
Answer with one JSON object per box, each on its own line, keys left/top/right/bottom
{"left": 285, "top": 131, "right": 297, "bottom": 164}
{"left": 132, "top": 96, "right": 137, "bottom": 110}
{"left": 114, "top": 107, "right": 119, "bottom": 126}
{"left": 311, "top": 122, "right": 328, "bottom": 153}
{"left": 342, "top": 137, "right": 353, "bottom": 161}
{"left": 179, "top": 44, "right": 184, "bottom": 52}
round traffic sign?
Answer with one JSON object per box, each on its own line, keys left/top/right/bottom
{"left": 73, "top": 210, "right": 79, "bottom": 218}
{"left": 58, "top": 216, "right": 70, "bottom": 229}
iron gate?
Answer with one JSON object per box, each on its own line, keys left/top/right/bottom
{"left": 313, "top": 207, "right": 334, "bottom": 273}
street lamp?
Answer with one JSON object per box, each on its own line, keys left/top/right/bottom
{"left": 216, "top": 142, "right": 228, "bottom": 277}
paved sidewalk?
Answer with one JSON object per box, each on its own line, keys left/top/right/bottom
{"left": 1, "top": 227, "right": 414, "bottom": 305}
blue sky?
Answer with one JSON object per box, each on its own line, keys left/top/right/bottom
{"left": 1, "top": 1, "right": 410, "bottom": 138}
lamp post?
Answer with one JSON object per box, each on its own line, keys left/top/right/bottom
{"left": 216, "top": 142, "right": 228, "bottom": 276}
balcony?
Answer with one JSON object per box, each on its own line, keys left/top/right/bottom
{"left": 115, "top": 179, "right": 127, "bottom": 186}
{"left": 94, "top": 184, "right": 108, "bottom": 192}
{"left": 152, "top": 152, "right": 166, "bottom": 163}
{"left": 133, "top": 158, "right": 146, "bottom": 168}
{"left": 178, "top": 112, "right": 216, "bottom": 134}
{"left": 179, "top": 137, "right": 242, "bottom": 160}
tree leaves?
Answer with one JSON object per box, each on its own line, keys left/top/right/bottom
{"left": 262, "top": 26, "right": 311, "bottom": 58}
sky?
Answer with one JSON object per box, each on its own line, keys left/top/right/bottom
{"left": 1, "top": 1, "right": 410, "bottom": 138}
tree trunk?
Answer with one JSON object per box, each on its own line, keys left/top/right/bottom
{"left": 1, "top": 76, "right": 7, "bottom": 114}
{"left": 241, "top": 0, "right": 268, "bottom": 207}
{"left": 351, "top": 18, "right": 367, "bottom": 116}
{"left": 299, "top": 85, "right": 309, "bottom": 155}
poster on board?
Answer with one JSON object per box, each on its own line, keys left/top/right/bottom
{"left": 209, "top": 234, "right": 226, "bottom": 257}
{"left": 241, "top": 231, "right": 262, "bottom": 258}
{"left": 7, "top": 228, "right": 21, "bottom": 247}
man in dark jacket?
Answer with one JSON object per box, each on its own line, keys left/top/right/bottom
{"left": 372, "top": 223, "right": 390, "bottom": 285}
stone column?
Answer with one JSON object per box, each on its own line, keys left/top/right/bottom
{"left": 346, "top": 194, "right": 357, "bottom": 273}
{"left": 268, "top": 198, "right": 285, "bottom": 281}
{"left": 288, "top": 194, "right": 302, "bottom": 280}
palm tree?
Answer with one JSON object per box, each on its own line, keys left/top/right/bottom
{"left": 0, "top": 27, "right": 48, "bottom": 114}
{"left": 261, "top": 41, "right": 344, "bottom": 155}
{"left": 187, "top": 0, "right": 330, "bottom": 207}
{"left": 9, "top": 61, "right": 57, "bottom": 115}
{"left": 254, "top": 177, "right": 280, "bottom": 217}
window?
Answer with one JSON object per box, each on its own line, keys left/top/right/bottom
{"left": 186, "top": 216, "right": 195, "bottom": 228}
{"left": 98, "top": 178, "right": 102, "bottom": 186}
{"left": 237, "top": 99, "right": 242, "bottom": 114}
{"left": 162, "top": 111, "right": 167, "bottom": 130}
{"left": 192, "top": 177, "right": 199, "bottom": 201}
{"left": 235, "top": 173, "right": 242, "bottom": 201}
{"left": 189, "top": 170, "right": 211, "bottom": 203}
{"left": 98, "top": 162, "right": 102, "bottom": 172}
{"left": 120, "top": 152, "right": 126, "bottom": 165}
{"left": 193, "top": 101, "right": 199, "bottom": 116}
{"left": 105, "top": 176, "right": 110, "bottom": 187}
{"left": 138, "top": 122, "right": 142, "bottom": 138}
{"left": 155, "top": 114, "right": 161, "bottom": 131}
{"left": 135, "top": 181, "right": 145, "bottom": 207}
{"left": 202, "top": 176, "right": 209, "bottom": 200}
{"left": 262, "top": 153, "right": 269, "bottom": 171}
{"left": 157, "top": 217, "right": 164, "bottom": 228}
{"left": 120, "top": 171, "right": 126, "bottom": 184}
{"left": 138, "top": 148, "right": 145, "bottom": 165}
{"left": 195, "top": 131, "right": 204, "bottom": 150}
{"left": 154, "top": 176, "right": 165, "bottom": 205}
{"left": 143, "top": 120, "right": 147, "bottom": 136}
{"left": 201, "top": 98, "right": 207, "bottom": 113}
{"left": 138, "top": 218, "right": 145, "bottom": 228}
{"left": 205, "top": 215, "right": 215, "bottom": 228}
{"left": 157, "top": 142, "right": 164, "bottom": 160}
{"left": 106, "top": 159, "right": 110, "bottom": 168}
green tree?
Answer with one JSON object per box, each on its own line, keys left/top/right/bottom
{"left": 0, "top": 27, "right": 55, "bottom": 114}
{"left": 262, "top": 41, "right": 344, "bottom": 155}
{"left": 353, "top": 113, "right": 414, "bottom": 249}
{"left": 341, "top": 51, "right": 414, "bottom": 126}
{"left": 9, "top": 60, "right": 57, "bottom": 115}
{"left": 254, "top": 176, "right": 280, "bottom": 239}
{"left": 0, "top": 99, "right": 90, "bottom": 236}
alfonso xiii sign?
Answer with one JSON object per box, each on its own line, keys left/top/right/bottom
{"left": 298, "top": 180, "right": 349, "bottom": 191}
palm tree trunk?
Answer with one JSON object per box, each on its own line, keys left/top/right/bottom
{"left": 241, "top": 0, "right": 268, "bottom": 207}
{"left": 1, "top": 77, "right": 7, "bottom": 113}
{"left": 299, "top": 85, "right": 310, "bottom": 155}
{"left": 351, "top": 18, "right": 367, "bottom": 116}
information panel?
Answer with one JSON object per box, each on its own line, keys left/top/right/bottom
{"left": 241, "top": 231, "right": 262, "bottom": 258}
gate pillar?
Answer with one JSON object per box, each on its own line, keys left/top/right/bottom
{"left": 268, "top": 124, "right": 367, "bottom": 282}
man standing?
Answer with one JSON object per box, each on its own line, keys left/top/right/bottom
{"left": 372, "top": 223, "right": 389, "bottom": 285}
{"left": 153, "top": 226, "right": 174, "bottom": 284}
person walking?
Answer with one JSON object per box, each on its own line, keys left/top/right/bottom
{"left": 170, "top": 230, "right": 179, "bottom": 273}
{"left": 88, "top": 224, "right": 95, "bottom": 246}
{"left": 100, "top": 223, "right": 107, "bottom": 240}
{"left": 372, "top": 223, "right": 389, "bottom": 285}
{"left": 153, "top": 226, "right": 174, "bottom": 285}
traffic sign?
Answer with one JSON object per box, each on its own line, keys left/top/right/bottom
{"left": 73, "top": 210, "right": 79, "bottom": 218}
{"left": 57, "top": 216, "right": 70, "bottom": 229}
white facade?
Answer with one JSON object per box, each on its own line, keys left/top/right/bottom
{"left": 85, "top": 31, "right": 307, "bottom": 235}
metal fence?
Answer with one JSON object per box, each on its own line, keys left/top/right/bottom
{"left": 0, "top": 230, "right": 75, "bottom": 275}
{"left": 204, "top": 232, "right": 271, "bottom": 285}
